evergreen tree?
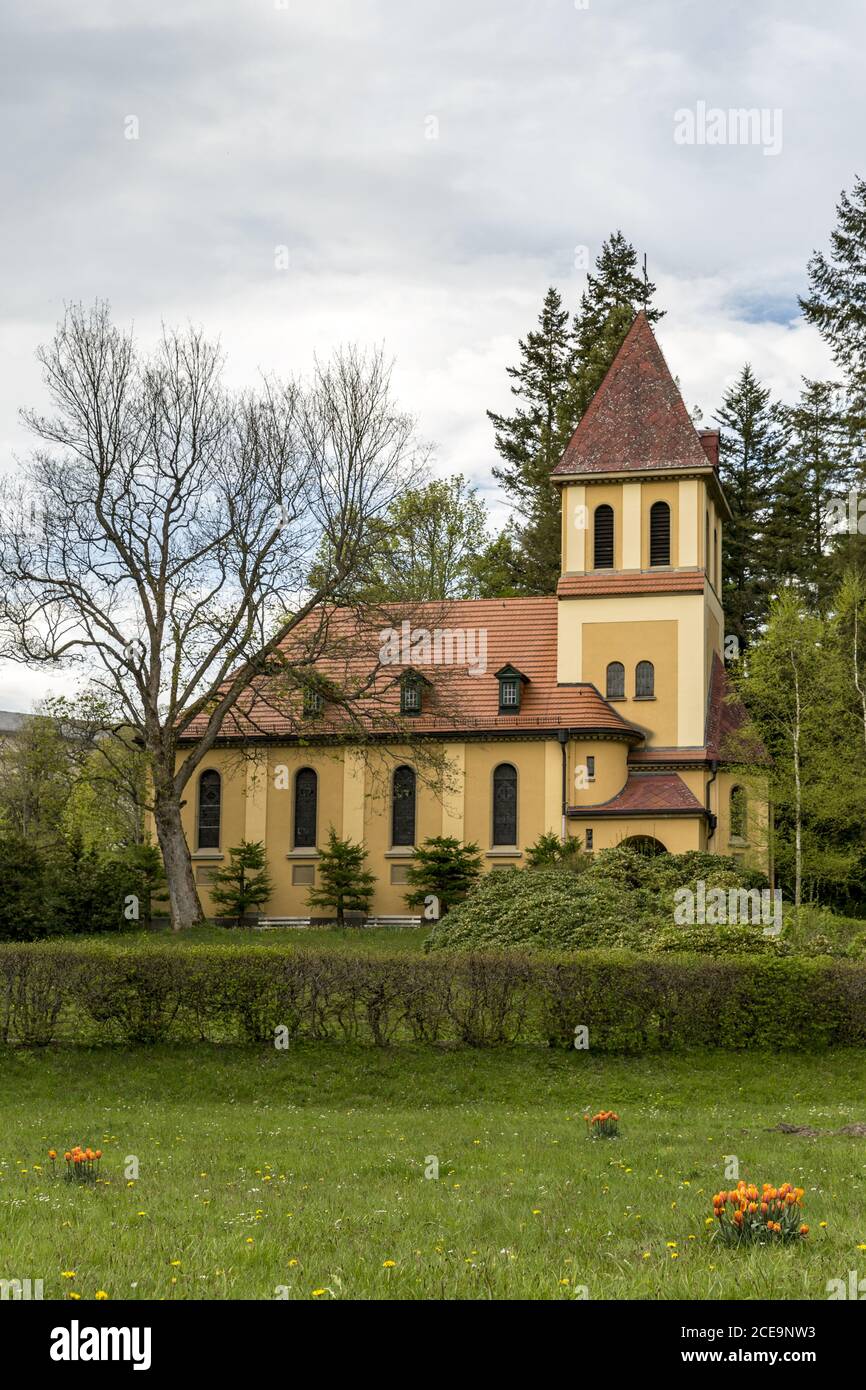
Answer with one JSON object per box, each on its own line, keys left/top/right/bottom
{"left": 770, "top": 379, "right": 853, "bottom": 610}
{"left": 307, "top": 827, "right": 376, "bottom": 928}
{"left": 487, "top": 287, "right": 574, "bottom": 594}
{"left": 210, "top": 840, "right": 273, "bottom": 925}
{"left": 561, "top": 232, "right": 663, "bottom": 425}
{"left": 0, "top": 836, "right": 46, "bottom": 940}
{"left": 800, "top": 176, "right": 866, "bottom": 442}
{"left": 487, "top": 236, "right": 662, "bottom": 596}
{"left": 524, "top": 830, "right": 588, "bottom": 872}
{"left": 714, "top": 365, "right": 787, "bottom": 647}
{"left": 404, "top": 835, "right": 482, "bottom": 917}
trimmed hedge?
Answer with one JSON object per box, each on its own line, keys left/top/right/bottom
{"left": 2, "top": 942, "right": 866, "bottom": 1050}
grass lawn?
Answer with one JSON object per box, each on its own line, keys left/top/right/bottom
{"left": 112, "top": 923, "right": 431, "bottom": 952}
{"left": 3, "top": 1045, "right": 866, "bottom": 1301}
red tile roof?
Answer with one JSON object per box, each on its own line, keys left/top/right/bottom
{"left": 552, "top": 311, "right": 716, "bottom": 479}
{"left": 568, "top": 770, "right": 707, "bottom": 818}
{"left": 181, "top": 597, "right": 646, "bottom": 743}
{"left": 558, "top": 569, "right": 706, "bottom": 597}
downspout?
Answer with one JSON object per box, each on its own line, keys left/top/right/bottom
{"left": 706, "top": 758, "right": 719, "bottom": 846}
{"left": 558, "top": 729, "right": 568, "bottom": 842}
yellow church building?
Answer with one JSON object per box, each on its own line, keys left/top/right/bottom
{"left": 178, "top": 312, "right": 767, "bottom": 922}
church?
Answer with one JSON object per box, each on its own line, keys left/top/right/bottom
{"left": 178, "top": 312, "right": 768, "bottom": 922}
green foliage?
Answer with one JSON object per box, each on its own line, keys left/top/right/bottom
{"left": 801, "top": 174, "right": 866, "bottom": 431}
{"left": 525, "top": 831, "right": 589, "bottom": 872}
{"left": 210, "top": 840, "right": 273, "bottom": 923}
{"left": 0, "top": 714, "right": 70, "bottom": 848}
{"left": 424, "top": 847, "right": 775, "bottom": 955}
{"left": 3, "top": 940, "right": 866, "bottom": 1052}
{"left": 404, "top": 836, "right": 482, "bottom": 916}
{"left": 307, "top": 827, "right": 376, "bottom": 927}
{"left": 487, "top": 239, "right": 663, "bottom": 595}
{"left": 0, "top": 835, "right": 47, "bottom": 940}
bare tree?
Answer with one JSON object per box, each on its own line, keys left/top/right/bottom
{"left": 0, "top": 303, "right": 427, "bottom": 928}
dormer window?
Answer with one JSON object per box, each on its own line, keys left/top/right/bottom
{"left": 495, "top": 664, "right": 529, "bottom": 713}
{"left": 302, "top": 686, "right": 324, "bottom": 718}
{"left": 399, "top": 668, "right": 430, "bottom": 716}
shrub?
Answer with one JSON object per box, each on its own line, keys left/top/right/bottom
{"left": 307, "top": 828, "right": 376, "bottom": 927}
{"left": 404, "top": 837, "right": 482, "bottom": 917}
{"left": 210, "top": 840, "right": 273, "bottom": 924}
{"left": 0, "top": 836, "right": 47, "bottom": 940}
{"left": 2, "top": 941, "right": 866, "bottom": 1051}
{"left": 424, "top": 847, "right": 846, "bottom": 957}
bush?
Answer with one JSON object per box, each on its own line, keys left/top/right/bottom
{"left": 425, "top": 847, "right": 792, "bottom": 956}
{"left": 0, "top": 836, "right": 47, "bottom": 941}
{"left": 2, "top": 940, "right": 866, "bottom": 1051}
{"left": 0, "top": 832, "right": 161, "bottom": 940}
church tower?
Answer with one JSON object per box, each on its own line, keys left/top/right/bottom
{"left": 552, "top": 311, "right": 730, "bottom": 752}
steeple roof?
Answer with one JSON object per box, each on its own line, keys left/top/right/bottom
{"left": 551, "top": 310, "right": 714, "bottom": 478}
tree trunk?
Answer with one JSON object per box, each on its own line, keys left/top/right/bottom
{"left": 153, "top": 791, "right": 205, "bottom": 931}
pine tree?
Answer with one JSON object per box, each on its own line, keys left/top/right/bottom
{"left": 561, "top": 232, "right": 663, "bottom": 425}
{"left": 307, "top": 827, "right": 376, "bottom": 928}
{"left": 404, "top": 836, "right": 482, "bottom": 917}
{"left": 487, "top": 237, "right": 663, "bottom": 596}
{"left": 210, "top": 840, "right": 273, "bottom": 925}
{"left": 770, "top": 379, "right": 853, "bottom": 610}
{"left": 487, "top": 287, "right": 574, "bottom": 594}
{"left": 714, "top": 365, "right": 787, "bottom": 647}
{"left": 800, "top": 176, "right": 866, "bottom": 442}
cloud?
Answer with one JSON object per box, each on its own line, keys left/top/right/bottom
{"left": 0, "top": 0, "right": 863, "bottom": 707}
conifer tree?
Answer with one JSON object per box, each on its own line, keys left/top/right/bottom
{"left": 714, "top": 365, "right": 787, "bottom": 647}
{"left": 404, "top": 836, "right": 482, "bottom": 917}
{"left": 770, "top": 379, "right": 852, "bottom": 610}
{"left": 307, "top": 827, "right": 376, "bottom": 928}
{"left": 487, "top": 287, "right": 574, "bottom": 594}
{"left": 801, "top": 176, "right": 866, "bottom": 440}
{"left": 210, "top": 840, "right": 273, "bottom": 925}
{"left": 561, "top": 232, "right": 663, "bottom": 425}
{"left": 487, "top": 235, "right": 663, "bottom": 596}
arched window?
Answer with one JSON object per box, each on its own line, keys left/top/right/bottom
{"left": 649, "top": 501, "right": 671, "bottom": 566}
{"left": 705, "top": 513, "right": 710, "bottom": 576}
{"left": 492, "top": 763, "right": 518, "bottom": 846}
{"left": 593, "top": 504, "right": 614, "bottom": 569}
{"left": 293, "top": 768, "right": 318, "bottom": 849}
{"left": 392, "top": 765, "right": 416, "bottom": 847}
{"left": 620, "top": 835, "right": 666, "bottom": 857}
{"left": 635, "top": 660, "right": 655, "bottom": 698}
{"left": 606, "top": 661, "right": 625, "bottom": 699}
{"left": 730, "top": 785, "right": 747, "bottom": 841}
{"left": 197, "top": 770, "right": 221, "bottom": 849}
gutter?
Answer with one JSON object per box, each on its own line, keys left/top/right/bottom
{"left": 706, "top": 758, "right": 719, "bottom": 841}
{"left": 558, "top": 728, "right": 568, "bottom": 842}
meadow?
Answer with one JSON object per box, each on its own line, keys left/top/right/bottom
{"left": 3, "top": 1044, "right": 866, "bottom": 1301}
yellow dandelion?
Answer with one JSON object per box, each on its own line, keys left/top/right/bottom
{"left": 95, "top": 1291, "right": 109, "bottom": 1300}
{"left": 312, "top": 1288, "right": 326, "bottom": 1297}
{"left": 61, "top": 1271, "right": 76, "bottom": 1279}
{"left": 382, "top": 1260, "right": 396, "bottom": 1268}
{"left": 170, "top": 1260, "right": 181, "bottom": 1267}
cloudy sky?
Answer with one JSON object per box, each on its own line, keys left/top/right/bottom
{"left": 1, "top": 0, "right": 865, "bottom": 709}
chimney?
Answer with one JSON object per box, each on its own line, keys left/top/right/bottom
{"left": 698, "top": 429, "right": 720, "bottom": 468}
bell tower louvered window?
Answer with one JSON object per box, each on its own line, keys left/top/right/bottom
{"left": 635, "top": 661, "right": 655, "bottom": 698}
{"left": 492, "top": 763, "right": 518, "bottom": 846}
{"left": 197, "top": 770, "right": 221, "bottom": 849}
{"left": 606, "top": 661, "right": 625, "bottom": 700}
{"left": 593, "top": 504, "right": 614, "bottom": 569}
{"left": 649, "top": 501, "right": 671, "bottom": 566}
{"left": 293, "top": 768, "right": 318, "bottom": 849}
{"left": 391, "top": 765, "right": 416, "bottom": 847}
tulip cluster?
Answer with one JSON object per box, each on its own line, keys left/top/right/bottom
{"left": 584, "top": 1110, "right": 619, "bottom": 1139}
{"left": 712, "top": 1181, "right": 807, "bottom": 1244}
{"left": 50, "top": 1146, "right": 103, "bottom": 1184}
